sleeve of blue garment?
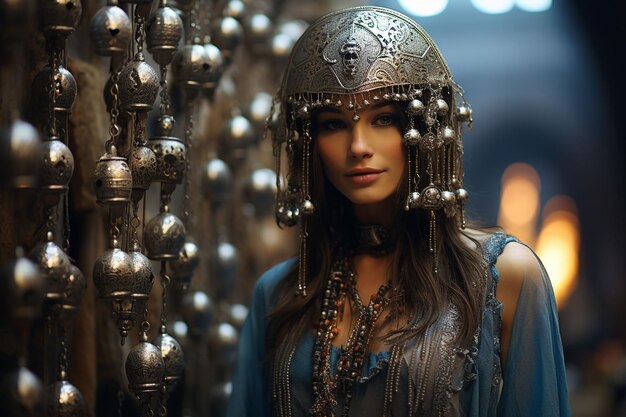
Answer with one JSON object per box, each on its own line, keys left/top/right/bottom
{"left": 497, "top": 242, "right": 571, "bottom": 417}
{"left": 227, "top": 259, "right": 296, "bottom": 417}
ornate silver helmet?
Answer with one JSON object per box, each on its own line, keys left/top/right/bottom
{"left": 268, "top": 6, "right": 473, "bottom": 294}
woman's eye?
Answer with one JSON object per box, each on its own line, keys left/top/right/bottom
{"left": 373, "top": 113, "right": 397, "bottom": 126}
{"left": 319, "top": 119, "right": 346, "bottom": 132}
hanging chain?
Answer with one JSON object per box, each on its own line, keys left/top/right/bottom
{"left": 182, "top": 101, "right": 194, "bottom": 227}
{"left": 159, "top": 65, "right": 170, "bottom": 115}
{"left": 108, "top": 68, "right": 122, "bottom": 151}
{"left": 160, "top": 261, "right": 170, "bottom": 331}
{"left": 134, "top": 6, "right": 146, "bottom": 57}
{"left": 58, "top": 326, "right": 69, "bottom": 380}
{"left": 46, "top": 40, "right": 61, "bottom": 138}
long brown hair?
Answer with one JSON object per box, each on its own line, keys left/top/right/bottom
{"left": 266, "top": 104, "right": 486, "bottom": 357}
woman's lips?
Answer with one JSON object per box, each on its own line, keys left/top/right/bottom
{"left": 345, "top": 169, "right": 384, "bottom": 185}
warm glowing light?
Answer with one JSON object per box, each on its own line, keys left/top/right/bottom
{"left": 398, "top": 0, "right": 449, "bottom": 17}
{"left": 497, "top": 163, "right": 541, "bottom": 245}
{"left": 516, "top": 0, "right": 552, "bottom": 12}
{"left": 535, "top": 196, "right": 579, "bottom": 309}
{"left": 471, "top": 0, "right": 515, "bottom": 14}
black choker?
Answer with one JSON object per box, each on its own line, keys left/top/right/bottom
{"left": 350, "top": 224, "right": 396, "bottom": 256}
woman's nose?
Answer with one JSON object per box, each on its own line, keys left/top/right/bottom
{"left": 349, "top": 124, "right": 373, "bottom": 159}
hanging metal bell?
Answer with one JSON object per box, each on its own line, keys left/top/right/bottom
{"left": 218, "top": 114, "right": 256, "bottom": 163}
{"left": 209, "top": 322, "right": 238, "bottom": 369}
{"left": 144, "top": 208, "right": 186, "bottom": 260}
{"left": 169, "top": 240, "right": 199, "bottom": 291}
{"left": 171, "top": 43, "right": 209, "bottom": 97}
{"left": 244, "top": 13, "right": 273, "bottom": 55}
{"left": 61, "top": 263, "right": 86, "bottom": 316}
{"left": 223, "top": 0, "right": 245, "bottom": 21}
{"left": 152, "top": 331, "right": 184, "bottom": 391}
{"left": 0, "top": 365, "right": 44, "bottom": 417}
{"left": 245, "top": 91, "right": 273, "bottom": 134}
{"left": 93, "top": 146, "right": 132, "bottom": 206}
{"left": 180, "top": 291, "right": 213, "bottom": 338}
{"left": 201, "top": 41, "right": 224, "bottom": 98}
{"left": 146, "top": 6, "right": 183, "bottom": 66}
{"left": 46, "top": 380, "right": 85, "bottom": 417}
{"left": 29, "top": 232, "right": 71, "bottom": 308}
{"left": 130, "top": 144, "right": 157, "bottom": 202}
{"left": 212, "top": 16, "right": 243, "bottom": 65}
{"left": 39, "top": 139, "right": 74, "bottom": 203}
{"left": 147, "top": 115, "right": 186, "bottom": 187}
{"left": 214, "top": 242, "right": 238, "bottom": 300}
{"left": 38, "top": 0, "right": 82, "bottom": 38}
{"left": 229, "top": 303, "right": 248, "bottom": 330}
{"left": 0, "top": 248, "right": 44, "bottom": 331}
{"left": 118, "top": 55, "right": 159, "bottom": 113}
{"left": 272, "top": 20, "right": 307, "bottom": 65}
{"left": 242, "top": 168, "right": 277, "bottom": 218}
{"left": 89, "top": 4, "right": 131, "bottom": 56}
{"left": 0, "top": 119, "right": 41, "bottom": 189}
{"left": 202, "top": 157, "right": 232, "bottom": 209}
{"left": 125, "top": 340, "right": 165, "bottom": 396}
{"left": 32, "top": 65, "right": 77, "bottom": 116}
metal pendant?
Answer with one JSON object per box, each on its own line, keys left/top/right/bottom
{"left": 46, "top": 380, "right": 85, "bottom": 417}
{"left": 151, "top": 331, "right": 184, "bottom": 392}
{"left": 202, "top": 157, "right": 232, "bottom": 210}
{"left": 180, "top": 291, "right": 213, "bottom": 338}
{"left": 143, "top": 210, "right": 186, "bottom": 261}
{"left": 211, "top": 16, "right": 243, "bottom": 65}
{"left": 0, "top": 119, "right": 41, "bottom": 189}
{"left": 242, "top": 168, "right": 277, "bottom": 218}
{"left": 89, "top": 4, "right": 132, "bottom": 57}
{"left": 169, "top": 240, "right": 199, "bottom": 291}
{"left": 147, "top": 115, "right": 187, "bottom": 186}
{"left": 39, "top": 0, "right": 82, "bottom": 38}
{"left": 92, "top": 146, "right": 133, "bottom": 206}
{"left": 118, "top": 57, "right": 159, "bottom": 113}
{"left": 125, "top": 341, "right": 165, "bottom": 396}
{"left": 146, "top": 5, "right": 183, "bottom": 66}
{"left": 29, "top": 233, "right": 71, "bottom": 308}
{"left": 32, "top": 65, "right": 77, "bottom": 116}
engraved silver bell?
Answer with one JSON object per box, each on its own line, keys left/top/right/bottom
{"left": 143, "top": 209, "right": 186, "bottom": 260}
{"left": 0, "top": 119, "right": 41, "bottom": 189}
{"left": 201, "top": 42, "right": 224, "bottom": 98}
{"left": 130, "top": 144, "right": 157, "bottom": 201}
{"left": 214, "top": 242, "right": 238, "bottom": 300}
{"left": 32, "top": 65, "right": 77, "bottom": 116}
{"left": 0, "top": 365, "right": 43, "bottom": 417}
{"left": 38, "top": 0, "right": 82, "bottom": 38}
{"left": 202, "top": 157, "right": 232, "bottom": 209}
{"left": 93, "top": 146, "right": 133, "bottom": 206}
{"left": 181, "top": 291, "right": 213, "bottom": 338}
{"left": 89, "top": 4, "right": 131, "bottom": 56}
{"left": 118, "top": 56, "right": 159, "bottom": 113}
{"left": 46, "top": 380, "right": 85, "bottom": 417}
{"left": 242, "top": 168, "right": 277, "bottom": 218}
{"left": 147, "top": 115, "right": 186, "bottom": 187}
{"left": 169, "top": 240, "right": 199, "bottom": 291}
{"left": 0, "top": 248, "right": 44, "bottom": 331}
{"left": 146, "top": 6, "right": 183, "bottom": 66}
{"left": 212, "top": 16, "right": 243, "bottom": 65}
{"left": 125, "top": 341, "right": 165, "bottom": 396}
{"left": 29, "top": 233, "right": 71, "bottom": 308}
{"left": 151, "top": 331, "right": 184, "bottom": 391}
{"left": 39, "top": 139, "right": 74, "bottom": 202}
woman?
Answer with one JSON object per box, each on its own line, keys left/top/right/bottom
{"left": 228, "top": 6, "right": 570, "bottom": 417}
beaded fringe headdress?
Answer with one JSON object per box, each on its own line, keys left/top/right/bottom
{"left": 267, "top": 6, "right": 473, "bottom": 296}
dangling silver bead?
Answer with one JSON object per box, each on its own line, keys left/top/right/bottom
{"left": 223, "top": 0, "right": 246, "bottom": 21}
{"left": 245, "top": 91, "right": 273, "bottom": 134}
{"left": 436, "top": 98, "right": 449, "bottom": 116}
{"left": 152, "top": 332, "right": 184, "bottom": 392}
{"left": 172, "top": 43, "right": 209, "bottom": 97}
{"left": 441, "top": 190, "right": 456, "bottom": 206}
{"left": 32, "top": 65, "right": 77, "bottom": 116}
{"left": 181, "top": 291, "right": 213, "bottom": 338}
{"left": 408, "top": 191, "right": 420, "bottom": 209}
{"left": 202, "top": 157, "right": 232, "bottom": 209}
{"left": 146, "top": 6, "right": 183, "bottom": 66}
{"left": 403, "top": 128, "right": 421, "bottom": 146}
{"left": 92, "top": 146, "right": 133, "bottom": 206}
{"left": 130, "top": 144, "right": 157, "bottom": 202}
{"left": 59, "top": 263, "right": 86, "bottom": 321}
{"left": 420, "top": 185, "right": 443, "bottom": 210}
{"left": 0, "top": 119, "right": 41, "bottom": 189}
{"left": 244, "top": 12, "right": 273, "bottom": 55}
{"left": 407, "top": 99, "right": 425, "bottom": 116}
{"left": 39, "top": 0, "right": 82, "bottom": 38}
{"left": 169, "top": 240, "right": 200, "bottom": 291}
{"left": 89, "top": 4, "right": 131, "bottom": 57}
{"left": 297, "top": 105, "right": 310, "bottom": 120}
{"left": 229, "top": 303, "right": 248, "bottom": 330}
{"left": 144, "top": 211, "right": 186, "bottom": 260}
{"left": 301, "top": 199, "right": 315, "bottom": 215}
{"left": 456, "top": 105, "right": 472, "bottom": 122}
{"left": 455, "top": 188, "right": 469, "bottom": 203}
{"left": 218, "top": 115, "right": 256, "bottom": 163}
{"left": 212, "top": 16, "right": 243, "bottom": 65}
{"left": 147, "top": 115, "right": 186, "bottom": 187}
{"left": 118, "top": 58, "right": 160, "bottom": 113}
{"left": 125, "top": 341, "right": 165, "bottom": 396}
{"left": 46, "top": 379, "right": 85, "bottom": 417}
{"left": 214, "top": 242, "right": 238, "bottom": 300}
{"left": 441, "top": 126, "right": 456, "bottom": 144}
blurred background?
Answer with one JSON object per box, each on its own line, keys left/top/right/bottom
{"left": 0, "top": 0, "right": 623, "bottom": 416}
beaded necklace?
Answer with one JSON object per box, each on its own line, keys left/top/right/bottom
{"left": 311, "top": 253, "right": 394, "bottom": 417}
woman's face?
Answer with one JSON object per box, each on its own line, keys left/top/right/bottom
{"left": 314, "top": 102, "right": 405, "bottom": 217}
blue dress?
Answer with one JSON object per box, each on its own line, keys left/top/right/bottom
{"left": 227, "top": 233, "right": 571, "bottom": 416}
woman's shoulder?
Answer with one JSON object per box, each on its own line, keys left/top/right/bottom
{"left": 250, "top": 257, "right": 298, "bottom": 305}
